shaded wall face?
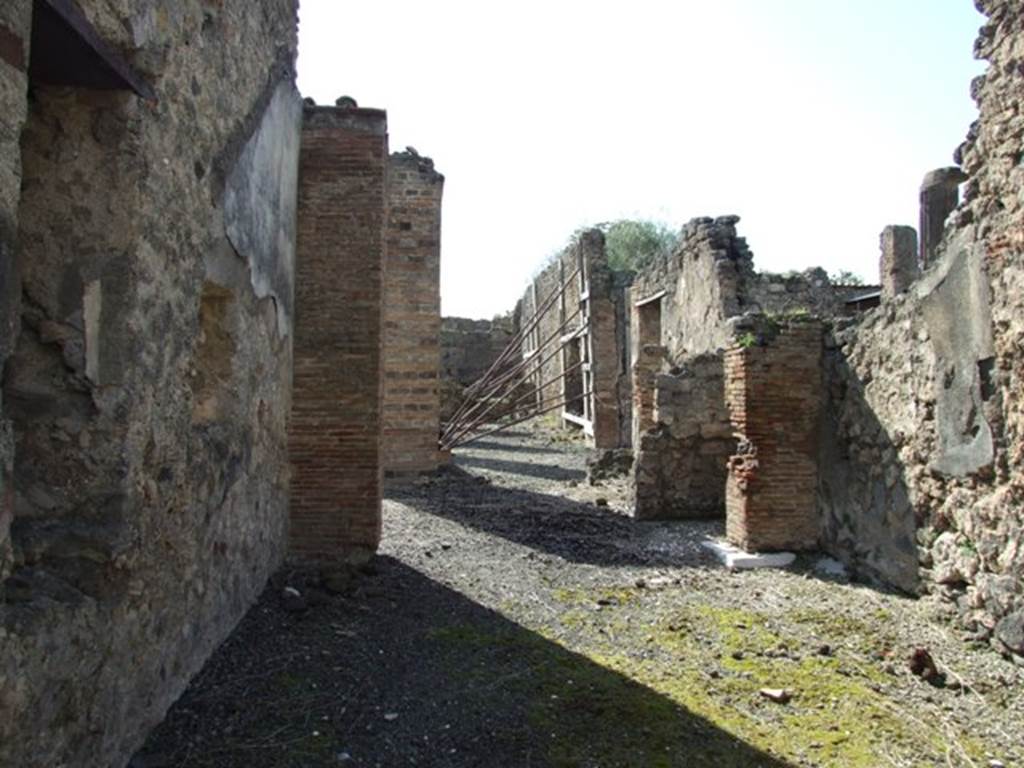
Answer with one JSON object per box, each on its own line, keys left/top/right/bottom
{"left": 289, "top": 106, "right": 387, "bottom": 560}
{"left": 819, "top": 310, "right": 928, "bottom": 592}
{"left": 634, "top": 354, "right": 733, "bottom": 520}
{"left": 0, "top": 2, "right": 300, "bottom": 766}
{"left": 382, "top": 153, "right": 443, "bottom": 477}
{"left": 819, "top": 2, "right": 1024, "bottom": 658}
{"left": 439, "top": 316, "right": 513, "bottom": 422}
{"left": 0, "top": 0, "right": 31, "bottom": 581}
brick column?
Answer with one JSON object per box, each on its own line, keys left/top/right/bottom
{"left": 582, "top": 231, "right": 622, "bottom": 449}
{"left": 381, "top": 151, "right": 444, "bottom": 478}
{"left": 919, "top": 166, "right": 966, "bottom": 268}
{"left": 289, "top": 105, "right": 388, "bottom": 561}
{"left": 724, "top": 322, "right": 823, "bottom": 552}
{"left": 879, "top": 225, "right": 919, "bottom": 300}
{"left": 632, "top": 345, "right": 662, "bottom": 439}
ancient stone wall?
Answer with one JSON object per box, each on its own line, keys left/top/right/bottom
{"left": 439, "top": 315, "right": 513, "bottom": 423}
{"left": 0, "top": 2, "right": 300, "bottom": 766}
{"left": 744, "top": 269, "right": 846, "bottom": 319}
{"left": 290, "top": 104, "right": 387, "bottom": 560}
{"left": 627, "top": 218, "right": 747, "bottom": 520}
{"left": 629, "top": 216, "right": 754, "bottom": 364}
{"left": 960, "top": 0, "right": 1024, "bottom": 658}
{"left": 382, "top": 151, "right": 444, "bottom": 478}
{"left": 634, "top": 355, "right": 733, "bottom": 520}
{"left": 630, "top": 215, "right": 850, "bottom": 366}
{"left": 628, "top": 216, "right": 846, "bottom": 520}
{"left": 0, "top": 0, "right": 31, "bottom": 581}
{"left": 820, "top": 0, "right": 1024, "bottom": 659}
{"left": 726, "top": 322, "right": 823, "bottom": 552}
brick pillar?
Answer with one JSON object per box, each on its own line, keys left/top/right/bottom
{"left": 724, "top": 322, "right": 823, "bottom": 552}
{"left": 382, "top": 151, "right": 444, "bottom": 478}
{"left": 879, "top": 225, "right": 919, "bottom": 300}
{"left": 582, "top": 231, "right": 622, "bottom": 449}
{"left": 631, "top": 296, "right": 663, "bottom": 448}
{"left": 632, "top": 345, "right": 663, "bottom": 440}
{"left": 919, "top": 166, "right": 966, "bottom": 268}
{"left": 289, "top": 105, "right": 388, "bottom": 561}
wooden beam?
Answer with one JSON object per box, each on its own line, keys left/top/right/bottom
{"left": 635, "top": 289, "right": 667, "bottom": 307}
{"left": 29, "top": 0, "right": 156, "bottom": 99}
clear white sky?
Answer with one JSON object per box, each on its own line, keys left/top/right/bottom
{"left": 297, "top": 1, "right": 986, "bottom": 319}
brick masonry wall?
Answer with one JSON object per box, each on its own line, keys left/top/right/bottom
{"left": 632, "top": 344, "right": 662, "bottom": 442}
{"left": 290, "top": 106, "right": 387, "bottom": 560}
{"left": 382, "top": 151, "right": 444, "bottom": 478}
{"left": 582, "top": 231, "right": 623, "bottom": 449}
{"left": 725, "top": 322, "right": 823, "bottom": 552}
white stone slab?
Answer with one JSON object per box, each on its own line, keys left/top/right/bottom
{"left": 701, "top": 539, "right": 796, "bottom": 569}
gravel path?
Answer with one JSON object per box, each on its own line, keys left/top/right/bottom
{"left": 139, "top": 427, "right": 1023, "bottom": 768}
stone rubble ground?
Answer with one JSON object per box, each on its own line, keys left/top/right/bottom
{"left": 140, "top": 425, "right": 1023, "bottom": 768}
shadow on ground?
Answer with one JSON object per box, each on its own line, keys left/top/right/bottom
{"left": 456, "top": 454, "right": 587, "bottom": 482}
{"left": 139, "top": 556, "right": 794, "bottom": 768}
{"left": 461, "top": 439, "right": 571, "bottom": 456}
{"left": 439, "top": 435, "right": 889, "bottom": 594}
{"left": 387, "top": 466, "right": 720, "bottom": 569}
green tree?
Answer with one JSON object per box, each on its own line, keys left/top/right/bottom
{"left": 600, "top": 219, "right": 679, "bottom": 271}
{"left": 534, "top": 219, "right": 680, "bottom": 278}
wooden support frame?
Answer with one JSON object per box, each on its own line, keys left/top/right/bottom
{"left": 562, "top": 240, "right": 595, "bottom": 436}
{"left": 441, "top": 233, "right": 610, "bottom": 449}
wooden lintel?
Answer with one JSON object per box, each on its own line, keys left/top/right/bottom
{"left": 635, "top": 289, "right": 667, "bottom": 307}
{"left": 29, "top": 0, "right": 156, "bottom": 99}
